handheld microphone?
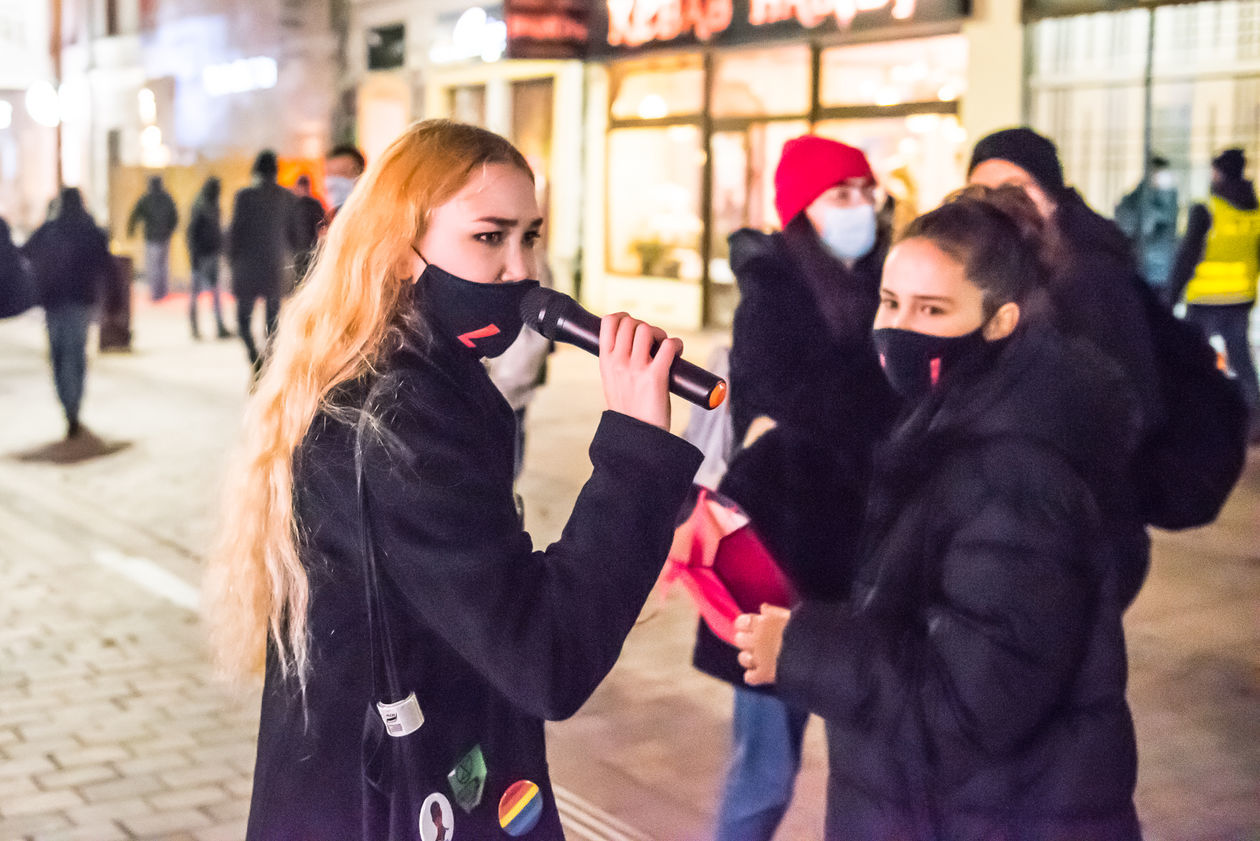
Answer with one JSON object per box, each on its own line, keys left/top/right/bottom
{"left": 520, "top": 287, "right": 727, "bottom": 410}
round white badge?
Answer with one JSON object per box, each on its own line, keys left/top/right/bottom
{"left": 419, "top": 792, "right": 455, "bottom": 841}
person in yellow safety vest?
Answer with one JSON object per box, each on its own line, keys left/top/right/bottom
{"left": 1169, "top": 148, "right": 1260, "bottom": 442}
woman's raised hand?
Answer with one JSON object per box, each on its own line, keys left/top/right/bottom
{"left": 598, "top": 313, "right": 680, "bottom": 431}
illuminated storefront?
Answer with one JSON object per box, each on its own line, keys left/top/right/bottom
{"left": 1026, "top": 0, "right": 1260, "bottom": 214}
{"left": 582, "top": 0, "right": 979, "bottom": 329}
{"left": 350, "top": 0, "right": 586, "bottom": 296}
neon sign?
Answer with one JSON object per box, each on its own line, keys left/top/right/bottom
{"left": 607, "top": 0, "right": 734, "bottom": 47}
{"left": 749, "top": 0, "right": 917, "bottom": 28}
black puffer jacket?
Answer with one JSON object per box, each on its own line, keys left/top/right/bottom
{"left": 694, "top": 220, "right": 896, "bottom": 685}
{"left": 246, "top": 284, "right": 702, "bottom": 840}
{"left": 776, "top": 325, "right": 1144, "bottom": 840}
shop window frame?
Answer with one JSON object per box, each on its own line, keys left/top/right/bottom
{"left": 603, "top": 23, "right": 965, "bottom": 326}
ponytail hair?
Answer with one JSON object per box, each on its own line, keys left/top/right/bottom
{"left": 900, "top": 184, "right": 1049, "bottom": 318}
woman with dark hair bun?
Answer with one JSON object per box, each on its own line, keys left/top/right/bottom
{"left": 734, "top": 185, "right": 1146, "bottom": 839}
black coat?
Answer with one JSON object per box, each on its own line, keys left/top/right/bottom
{"left": 694, "top": 220, "right": 896, "bottom": 685}
{"left": 228, "top": 180, "right": 293, "bottom": 299}
{"left": 1048, "top": 192, "right": 1164, "bottom": 604}
{"left": 776, "top": 326, "right": 1144, "bottom": 840}
{"left": 23, "top": 213, "right": 111, "bottom": 309}
{"left": 245, "top": 289, "right": 702, "bottom": 840}
{"left": 186, "top": 198, "right": 223, "bottom": 261}
{"left": 725, "top": 217, "right": 893, "bottom": 444}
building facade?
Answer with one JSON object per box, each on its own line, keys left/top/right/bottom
{"left": 1027, "top": 0, "right": 1260, "bottom": 216}
{"left": 54, "top": 0, "right": 340, "bottom": 273}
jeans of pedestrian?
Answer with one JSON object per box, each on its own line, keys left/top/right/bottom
{"left": 45, "top": 303, "right": 93, "bottom": 425}
{"left": 237, "top": 293, "right": 281, "bottom": 372}
{"left": 145, "top": 240, "right": 170, "bottom": 301}
{"left": 1187, "top": 303, "right": 1260, "bottom": 411}
{"left": 190, "top": 254, "right": 226, "bottom": 335}
{"left": 714, "top": 687, "right": 809, "bottom": 841}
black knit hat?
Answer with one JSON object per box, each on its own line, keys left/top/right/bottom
{"left": 968, "top": 127, "right": 1066, "bottom": 196}
{"left": 1212, "top": 148, "right": 1246, "bottom": 181}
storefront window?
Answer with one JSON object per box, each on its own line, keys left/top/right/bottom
{"left": 815, "top": 113, "right": 968, "bottom": 235}
{"left": 610, "top": 55, "right": 704, "bottom": 120}
{"left": 820, "top": 34, "right": 967, "bottom": 107}
{"left": 448, "top": 84, "right": 486, "bottom": 126}
{"left": 712, "top": 46, "right": 811, "bottom": 117}
{"left": 606, "top": 126, "right": 704, "bottom": 280}
{"left": 708, "top": 120, "right": 808, "bottom": 322}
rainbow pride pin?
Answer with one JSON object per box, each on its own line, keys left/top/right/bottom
{"left": 497, "top": 779, "right": 543, "bottom": 837}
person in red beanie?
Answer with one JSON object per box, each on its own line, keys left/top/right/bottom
{"left": 696, "top": 135, "right": 897, "bottom": 841}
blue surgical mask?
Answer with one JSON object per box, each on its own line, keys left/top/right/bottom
{"left": 820, "top": 204, "right": 877, "bottom": 262}
{"left": 325, "top": 175, "right": 357, "bottom": 209}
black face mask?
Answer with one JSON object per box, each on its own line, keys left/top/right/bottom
{"left": 419, "top": 263, "right": 539, "bottom": 358}
{"left": 872, "top": 327, "right": 990, "bottom": 403}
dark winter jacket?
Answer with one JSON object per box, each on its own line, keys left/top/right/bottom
{"left": 693, "top": 220, "right": 897, "bottom": 686}
{"left": 1114, "top": 181, "right": 1178, "bottom": 289}
{"left": 725, "top": 216, "right": 894, "bottom": 444}
{"left": 227, "top": 179, "right": 294, "bottom": 299}
{"left": 127, "top": 187, "right": 178, "bottom": 243}
{"left": 186, "top": 196, "right": 223, "bottom": 261}
{"left": 1046, "top": 191, "right": 1163, "bottom": 604}
{"left": 245, "top": 285, "right": 702, "bottom": 840}
{"left": 776, "top": 325, "right": 1144, "bottom": 840}
{"left": 1167, "top": 177, "right": 1260, "bottom": 303}
{"left": 288, "top": 194, "right": 326, "bottom": 254}
{"left": 23, "top": 208, "right": 111, "bottom": 309}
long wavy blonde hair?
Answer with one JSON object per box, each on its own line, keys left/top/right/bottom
{"left": 205, "top": 120, "right": 532, "bottom": 688}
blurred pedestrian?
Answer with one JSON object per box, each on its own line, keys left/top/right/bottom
{"left": 287, "top": 173, "right": 325, "bottom": 284}
{"left": 127, "top": 174, "right": 179, "bottom": 301}
{"left": 0, "top": 216, "right": 37, "bottom": 319}
{"left": 227, "top": 150, "right": 294, "bottom": 376}
{"left": 1116, "top": 155, "right": 1180, "bottom": 300}
{"left": 22, "top": 188, "right": 113, "bottom": 438}
{"left": 703, "top": 135, "right": 896, "bottom": 841}
{"left": 1168, "top": 148, "right": 1260, "bottom": 442}
{"left": 324, "top": 143, "right": 365, "bottom": 221}
{"left": 736, "top": 187, "right": 1144, "bottom": 840}
{"left": 205, "top": 120, "right": 701, "bottom": 840}
{"left": 187, "top": 176, "right": 231, "bottom": 340}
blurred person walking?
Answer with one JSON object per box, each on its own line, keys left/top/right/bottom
{"left": 702, "top": 135, "right": 896, "bottom": 841}
{"left": 22, "top": 188, "right": 113, "bottom": 438}
{"left": 0, "top": 217, "right": 37, "bottom": 319}
{"left": 187, "top": 176, "right": 231, "bottom": 340}
{"left": 1168, "top": 148, "right": 1260, "bottom": 443}
{"left": 1116, "top": 155, "right": 1180, "bottom": 301}
{"left": 227, "top": 149, "right": 294, "bottom": 376}
{"left": 127, "top": 174, "right": 179, "bottom": 301}
{"left": 288, "top": 173, "right": 326, "bottom": 284}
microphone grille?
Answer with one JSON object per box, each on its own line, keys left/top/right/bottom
{"left": 520, "top": 286, "right": 569, "bottom": 340}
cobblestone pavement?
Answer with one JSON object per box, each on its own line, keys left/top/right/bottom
{"left": 1, "top": 292, "right": 1258, "bottom": 841}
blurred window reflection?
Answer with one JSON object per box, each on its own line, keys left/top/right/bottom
{"left": 820, "top": 34, "right": 967, "bottom": 107}
{"left": 610, "top": 55, "right": 704, "bottom": 120}
{"left": 606, "top": 126, "right": 705, "bottom": 281}
{"left": 712, "top": 46, "right": 810, "bottom": 117}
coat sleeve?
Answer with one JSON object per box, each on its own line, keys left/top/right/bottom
{"left": 364, "top": 401, "right": 702, "bottom": 721}
{"left": 775, "top": 445, "right": 1097, "bottom": 759}
{"left": 1168, "top": 203, "right": 1210, "bottom": 303}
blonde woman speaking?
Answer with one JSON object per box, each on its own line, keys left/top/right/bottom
{"left": 207, "top": 120, "right": 702, "bottom": 840}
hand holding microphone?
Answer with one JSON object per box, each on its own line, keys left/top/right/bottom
{"left": 520, "top": 288, "right": 728, "bottom": 430}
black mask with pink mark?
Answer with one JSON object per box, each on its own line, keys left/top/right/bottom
{"left": 872, "top": 327, "right": 991, "bottom": 403}
{"left": 418, "top": 261, "right": 539, "bottom": 358}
